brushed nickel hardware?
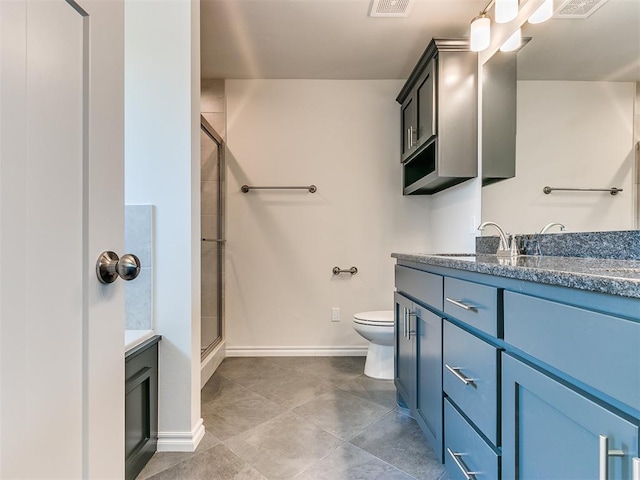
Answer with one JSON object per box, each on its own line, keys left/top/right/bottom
{"left": 543, "top": 186, "right": 622, "bottom": 196}
{"left": 633, "top": 457, "right": 640, "bottom": 480}
{"left": 407, "top": 311, "right": 417, "bottom": 338}
{"left": 241, "top": 184, "right": 317, "bottom": 193}
{"left": 332, "top": 266, "right": 358, "bottom": 276}
{"left": 96, "top": 251, "right": 141, "bottom": 284}
{"left": 445, "top": 297, "right": 478, "bottom": 312}
{"left": 445, "top": 364, "right": 476, "bottom": 386}
{"left": 539, "top": 222, "right": 566, "bottom": 234}
{"left": 202, "top": 238, "right": 226, "bottom": 243}
{"left": 447, "top": 448, "right": 479, "bottom": 480}
{"left": 477, "top": 221, "right": 515, "bottom": 257}
{"left": 599, "top": 435, "right": 625, "bottom": 480}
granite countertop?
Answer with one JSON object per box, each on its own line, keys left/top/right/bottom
{"left": 391, "top": 252, "right": 640, "bottom": 299}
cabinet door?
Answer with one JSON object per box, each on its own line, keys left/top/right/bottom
{"left": 415, "top": 58, "right": 436, "bottom": 150}
{"left": 416, "top": 306, "right": 443, "bottom": 461}
{"left": 503, "top": 354, "right": 639, "bottom": 480}
{"left": 395, "top": 292, "right": 416, "bottom": 410}
{"left": 401, "top": 97, "right": 415, "bottom": 162}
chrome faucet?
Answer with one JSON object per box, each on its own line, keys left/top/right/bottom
{"left": 477, "top": 221, "right": 514, "bottom": 257}
{"left": 539, "top": 222, "right": 566, "bottom": 234}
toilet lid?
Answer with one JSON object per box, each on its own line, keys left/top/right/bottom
{"left": 353, "top": 310, "right": 394, "bottom": 325}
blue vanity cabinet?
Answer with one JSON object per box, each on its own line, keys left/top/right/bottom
{"left": 502, "top": 353, "right": 639, "bottom": 480}
{"left": 416, "top": 305, "right": 443, "bottom": 462}
{"left": 125, "top": 336, "right": 161, "bottom": 480}
{"left": 394, "top": 291, "right": 444, "bottom": 460}
{"left": 395, "top": 265, "right": 445, "bottom": 460}
{"left": 395, "top": 291, "right": 416, "bottom": 411}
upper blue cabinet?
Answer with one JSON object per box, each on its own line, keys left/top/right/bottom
{"left": 396, "top": 38, "right": 478, "bottom": 195}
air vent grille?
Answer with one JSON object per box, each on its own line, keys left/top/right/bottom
{"left": 554, "top": 0, "right": 609, "bottom": 19}
{"left": 369, "top": 0, "right": 414, "bottom": 17}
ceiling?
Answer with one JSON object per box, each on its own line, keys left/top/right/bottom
{"left": 200, "top": 0, "right": 486, "bottom": 79}
{"left": 200, "top": 0, "right": 640, "bottom": 81}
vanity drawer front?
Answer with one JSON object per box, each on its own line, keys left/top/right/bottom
{"left": 445, "top": 399, "right": 499, "bottom": 480}
{"left": 395, "top": 265, "right": 443, "bottom": 310}
{"left": 444, "top": 277, "right": 498, "bottom": 336}
{"left": 443, "top": 321, "right": 499, "bottom": 445}
{"left": 504, "top": 291, "right": 640, "bottom": 410}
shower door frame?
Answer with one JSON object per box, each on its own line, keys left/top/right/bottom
{"left": 201, "top": 115, "right": 225, "bottom": 359}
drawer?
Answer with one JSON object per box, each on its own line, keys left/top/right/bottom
{"left": 444, "top": 277, "right": 499, "bottom": 336}
{"left": 444, "top": 399, "right": 499, "bottom": 480}
{"left": 443, "top": 321, "right": 499, "bottom": 445}
{"left": 504, "top": 291, "right": 640, "bottom": 411}
{"left": 395, "top": 265, "right": 443, "bottom": 310}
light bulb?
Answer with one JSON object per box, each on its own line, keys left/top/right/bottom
{"left": 500, "top": 27, "right": 522, "bottom": 51}
{"left": 470, "top": 15, "right": 491, "bottom": 52}
{"left": 495, "top": 0, "right": 518, "bottom": 23}
{"left": 529, "top": 0, "right": 553, "bottom": 24}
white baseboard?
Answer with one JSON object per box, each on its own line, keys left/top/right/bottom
{"left": 201, "top": 340, "right": 226, "bottom": 388}
{"left": 156, "top": 418, "right": 205, "bottom": 452}
{"left": 226, "top": 346, "right": 368, "bottom": 357}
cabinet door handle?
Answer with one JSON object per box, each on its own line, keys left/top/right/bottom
{"left": 445, "top": 364, "right": 475, "bottom": 386}
{"left": 599, "top": 435, "right": 625, "bottom": 480}
{"left": 446, "top": 297, "right": 478, "bottom": 312}
{"left": 447, "top": 448, "right": 478, "bottom": 480}
{"left": 407, "top": 311, "right": 417, "bottom": 338}
{"left": 633, "top": 457, "right": 640, "bottom": 480}
{"left": 403, "top": 307, "right": 408, "bottom": 340}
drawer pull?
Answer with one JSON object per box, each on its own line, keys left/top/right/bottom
{"left": 447, "top": 448, "right": 479, "bottom": 480}
{"left": 633, "top": 457, "right": 640, "bottom": 480}
{"left": 446, "top": 297, "right": 478, "bottom": 312}
{"left": 445, "top": 364, "right": 475, "bottom": 386}
{"left": 599, "top": 435, "right": 625, "bottom": 480}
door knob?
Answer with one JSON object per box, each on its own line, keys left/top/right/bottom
{"left": 96, "top": 251, "right": 141, "bottom": 284}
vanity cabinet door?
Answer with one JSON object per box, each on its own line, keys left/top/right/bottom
{"left": 502, "top": 353, "right": 639, "bottom": 480}
{"left": 415, "top": 58, "right": 436, "bottom": 150}
{"left": 401, "top": 97, "right": 416, "bottom": 162}
{"left": 395, "top": 292, "right": 416, "bottom": 410}
{"left": 416, "top": 306, "right": 443, "bottom": 461}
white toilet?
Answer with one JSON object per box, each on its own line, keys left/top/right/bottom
{"left": 352, "top": 310, "right": 395, "bottom": 380}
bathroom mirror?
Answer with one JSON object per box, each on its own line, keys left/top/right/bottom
{"left": 481, "top": 0, "right": 640, "bottom": 234}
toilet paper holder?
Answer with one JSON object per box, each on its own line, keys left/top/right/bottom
{"left": 332, "top": 266, "right": 358, "bottom": 275}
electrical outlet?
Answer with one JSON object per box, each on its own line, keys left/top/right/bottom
{"left": 331, "top": 307, "right": 340, "bottom": 322}
{"left": 469, "top": 216, "right": 477, "bottom": 235}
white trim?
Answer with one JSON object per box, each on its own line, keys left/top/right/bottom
{"left": 226, "top": 346, "right": 368, "bottom": 357}
{"left": 156, "top": 418, "right": 205, "bottom": 452}
{"left": 201, "top": 340, "right": 226, "bottom": 388}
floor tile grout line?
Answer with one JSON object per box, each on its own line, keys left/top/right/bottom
{"left": 345, "top": 443, "right": 422, "bottom": 480}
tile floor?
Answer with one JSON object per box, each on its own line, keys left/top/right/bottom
{"left": 137, "top": 356, "right": 449, "bottom": 480}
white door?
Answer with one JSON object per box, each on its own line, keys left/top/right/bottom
{"left": 0, "top": 0, "right": 125, "bottom": 478}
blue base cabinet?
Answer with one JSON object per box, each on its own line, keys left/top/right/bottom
{"left": 395, "top": 292, "right": 416, "bottom": 412}
{"left": 394, "top": 259, "right": 640, "bottom": 479}
{"left": 502, "top": 353, "right": 639, "bottom": 480}
{"left": 394, "top": 291, "right": 444, "bottom": 460}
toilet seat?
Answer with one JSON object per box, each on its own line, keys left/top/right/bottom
{"left": 353, "top": 310, "right": 394, "bottom": 326}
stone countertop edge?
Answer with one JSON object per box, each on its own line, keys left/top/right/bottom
{"left": 391, "top": 253, "right": 640, "bottom": 300}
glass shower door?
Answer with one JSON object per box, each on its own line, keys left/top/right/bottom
{"left": 201, "top": 120, "right": 224, "bottom": 358}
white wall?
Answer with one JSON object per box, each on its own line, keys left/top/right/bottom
{"left": 482, "top": 81, "right": 636, "bottom": 233}
{"left": 225, "top": 80, "right": 432, "bottom": 354}
{"left": 125, "top": 0, "right": 203, "bottom": 451}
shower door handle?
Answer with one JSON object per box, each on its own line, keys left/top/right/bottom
{"left": 96, "top": 251, "right": 141, "bottom": 284}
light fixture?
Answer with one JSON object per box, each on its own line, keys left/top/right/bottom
{"left": 500, "top": 27, "right": 522, "bottom": 51}
{"left": 470, "top": 14, "right": 491, "bottom": 52}
{"left": 528, "top": 0, "right": 554, "bottom": 23}
{"left": 495, "top": 0, "right": 519, "bottom": 23}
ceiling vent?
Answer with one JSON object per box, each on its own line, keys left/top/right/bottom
{"left": 369, "top": 0, "right": 414, "bottom": 17}
{"left": 553, "top": 0, "right": 609, "bottom": 19}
